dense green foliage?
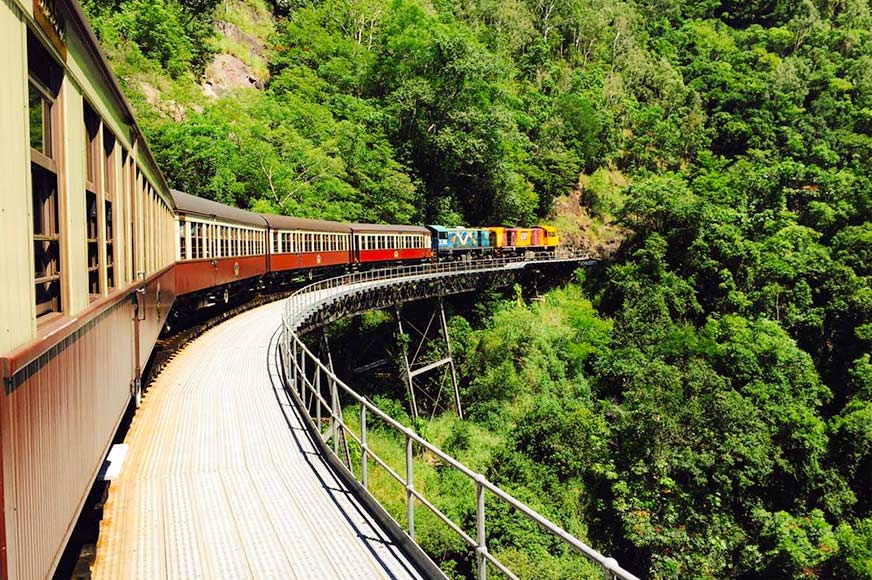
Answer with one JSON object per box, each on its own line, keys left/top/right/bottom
{"left": 84, "top": 0, "right": 872, "bottom": 576}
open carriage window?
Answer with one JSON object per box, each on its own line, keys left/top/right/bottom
{"left": 29, "top": 32, "right": 64, "bottom": 320}
{"left": 84, "top": 102, "right": 101, "bottom": 298}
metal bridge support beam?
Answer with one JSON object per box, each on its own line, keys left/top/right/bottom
{"left": 394, "top": 300, "right": 463, "bottom": 421}
{"left": 394, "top": 305, "right": 419, "bottom": 420}
{"left": 438, "top": 298, "right": 463, "bottom": 420}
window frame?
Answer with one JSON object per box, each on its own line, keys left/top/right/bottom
{"left": 28, "top": 35, "right": 64, "bottom": 323}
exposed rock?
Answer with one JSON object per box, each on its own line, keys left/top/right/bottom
{"left": 139, "top": 82, "right": 160, "bottom": 108}
{"left": 201, "top": 53, "right": 263, "bottom": 97}
{"left": 550, "top": 186, "right": 625, "bottom": 259}
{"left": 139, "top": 81, "right": 186, "bottom": 121}
{"left": 215, "top": 19, "right": 264, "bottom": 58}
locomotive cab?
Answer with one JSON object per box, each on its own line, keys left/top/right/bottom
{"left": 539, "top": 225, "right": 560, "bottom": 251}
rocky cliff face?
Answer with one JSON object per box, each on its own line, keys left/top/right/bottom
{"left": 201, "top": 8, "right": 272, "bottom": 97}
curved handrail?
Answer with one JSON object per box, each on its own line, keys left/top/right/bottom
{"left": 279, "top": 253, "right": 639, "bottom": 580}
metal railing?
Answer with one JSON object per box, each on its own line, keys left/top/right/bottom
{"left": 279, "top": 253, "right": 639, "bottom": 580}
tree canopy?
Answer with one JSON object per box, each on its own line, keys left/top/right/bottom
{"left": 83, "top": 0, "right": 872, "bottom": 576}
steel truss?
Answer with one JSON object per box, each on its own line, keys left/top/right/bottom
{"left": 394, "top": 298, "right": 462, "bottom": 421}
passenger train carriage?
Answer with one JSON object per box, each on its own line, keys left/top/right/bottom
{"left": 0, "top": 0, "right": 175, "bottom": 577}
{"left": 352, "top": 223, "right": 432, "bottom": 263}
{"left": 172, "top": 190, "right": 268, "bottom": 296}
{"left": 265, "top": 214, "right": 352, "bottom": 271}
{"left": 0, "top": 0, "right": 560, "bottom": 576}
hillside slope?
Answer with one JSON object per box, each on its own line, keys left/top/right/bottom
{"left": 82, "top": 0, "right": 872, "bottom": 577}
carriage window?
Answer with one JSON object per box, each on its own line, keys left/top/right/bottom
{"left": 103, "top": 127, "right": 116, "bottom": 290}
{"left": 191, "top": 223, "right": 198, "bottom": 259}
{"left": 179, "top": 219, "right": 187, "bottom": 260}
{"left": 29, "top": 33, "right": 64, "bottom": 319}
{"left": 84, "top": 103, "right": 101, "bottom": 298}
{"left": 86, "top": 188, "right": 100, "bottom": 297}
{"left": 124, "top": 152, "right": 134, "bottom": 282}
{"left": 32, "top": 167, "right": 62, "bottom": 318}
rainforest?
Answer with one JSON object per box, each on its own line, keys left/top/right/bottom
{"left": 82, "top": 0, "right": 872, "bottom": 576}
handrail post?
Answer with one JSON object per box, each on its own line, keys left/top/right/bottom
{"left": 476, "top": 480, "right": 486, "bottom": 580}
{"left": 316, "top": 365, "right": 322, "bottom": 431}
{"left": 331, "top": 376, "right": 338, "bottom": 455}
{"left": 301, "top": 348, "right": 307, "bottom": 402}
{"left": 360, "top": 405, "right": 368, "bottom": 490}
{"left": 406, "top": 434, "right": 415, "bottom": 540}
{"left": 603, "top": 558, "right": 619, "bottom": 580}
{"left": 292, "top": 337, "right": 298, "bottom": 394}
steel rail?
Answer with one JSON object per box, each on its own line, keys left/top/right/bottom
{"left": 280, "top": 252, "right": 640, "bottom": 580}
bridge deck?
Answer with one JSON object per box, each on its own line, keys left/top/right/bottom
{"left": 93, "top": 299, "right": 424, "bottom": 579}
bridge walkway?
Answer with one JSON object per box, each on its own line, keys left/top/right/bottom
{"left": 92, "top": 299, "right": 427, "bottom": 579}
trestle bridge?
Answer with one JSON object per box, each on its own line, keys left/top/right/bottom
{"left": 93, "top": 254, "right": 639, "bottom": 579}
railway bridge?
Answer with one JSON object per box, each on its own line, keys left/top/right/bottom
{"left": 0, "top": 1, "right": 641, "bottom": 576}
{"left": 92, "top": 254, "right": 640, "bottom": 579}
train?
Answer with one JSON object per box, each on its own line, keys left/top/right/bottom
{"left": 0, "top": 0, "right": 557, "bottom": 577}
{"left": 169, "top": 189, "right": 559, "bottom": 315}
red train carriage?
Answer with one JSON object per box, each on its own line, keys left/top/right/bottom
{"left": 262, "top": 214, "right": 353, "bottom": 272}
{"left": 171, "top": 190, "right": 268, "bottom": 296}
{"left": 351, "top": 223, "right": 433, "bottom": 264}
